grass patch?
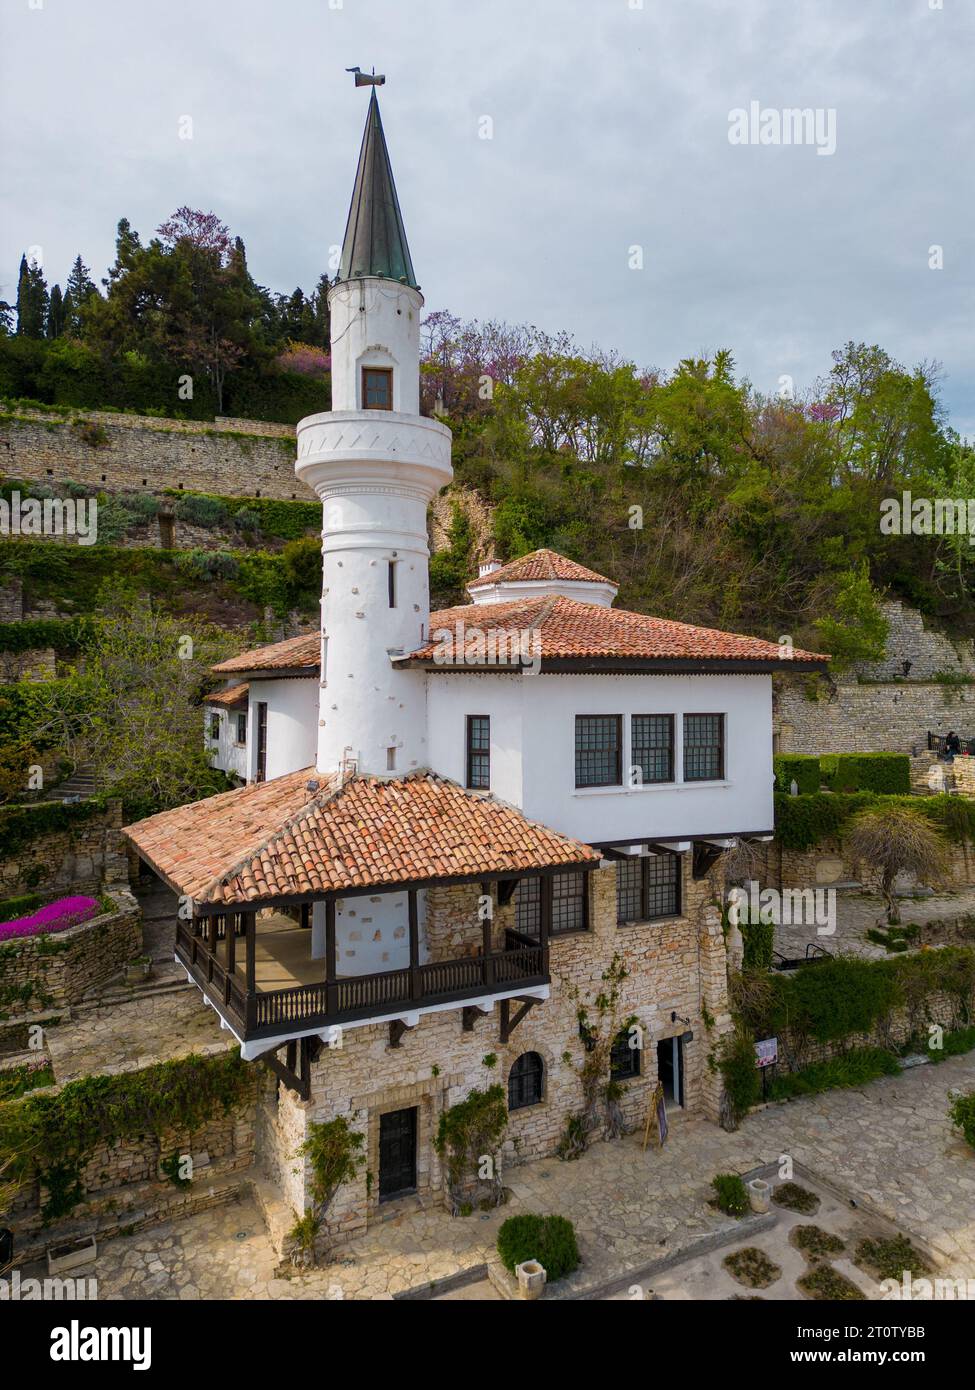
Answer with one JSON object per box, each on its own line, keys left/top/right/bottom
{"left": 723, "top": 1247, "right": 781, "bottom": 1289}
{"left": 798, "top": 1265, "right": 866, "bottom": 1301}
{"left": 766, "top": 1047, "right": 900, "bottom": 1101}
{"left": 924, "top": 1025, "right": 975, "bottom": 1064}
{"left": 853, "top": 1235, "right": 931, "bottom": 1281}
{"left": 772, "top": 1182, "right": 820, "bottom": 1215}
{"left": 791, "top": 1225, "right": 845, "bottom": 1260}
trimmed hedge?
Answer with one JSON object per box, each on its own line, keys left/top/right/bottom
{"left": 773, "top": 754, "right": 821, "bottom": 795}
{"left": 773, "top": 791, "right": 975, "bottom": 852}
{"left": 820, "top": 753, "right": 911, "bottom": 795}
{"left": 497, "top": 1213, "right": 580, "bottom": 1282}
{"left": 164, "top": 490, "right": 320, "bottom": 541}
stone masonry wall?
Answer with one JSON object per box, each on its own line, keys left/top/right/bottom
{"left": 851, "top": 600, "right": 975, "bottom": 682}
{"left": 775, "top": 680, "right": 975, "bottom": 756}
{"left": 257, "top": 858, "right": 734, "bottom": 1246}
{"left": 0, "top": 407, "right": 314, "bottom": 502}
{"left": 0, "top": 890, "right": 142, "bottom": 1012}
{"left": 0, "top": 801, "right": 129, "bottom": 899}
{"left": 751, "top": 835, "right": 975, "bottom": 894}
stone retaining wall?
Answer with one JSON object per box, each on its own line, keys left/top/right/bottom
{"left": 775, "top": 679, "right": 975, "bottom": 756}
{"left": 0, "top": 800, "right": 128, "bottom": 898}
{"left": 0, "top": 890, "right": 142, "bottom": 1013}
{"left": 752, "top": 835, "right": 975, "bottom": 893}
{"left": 0, "top": 407, "right": 313, "bottom": 502}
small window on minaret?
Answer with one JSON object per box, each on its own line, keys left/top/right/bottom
{"left": 386, "top": 746, "right": 397, "bottom": 771}
{"left": 363, "top": 367, "right": 393, "bottom": 410}
{"left": 387, "top": 560, "right": 397, "bottom": 608}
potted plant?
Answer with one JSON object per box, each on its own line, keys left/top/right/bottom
{"left": 125, "top": 954, "right": 153, "bottom": 985}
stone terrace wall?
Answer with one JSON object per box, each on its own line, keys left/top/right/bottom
{"left": 852, "top": 600, "right": 975, "bottom": 682}
{"left": 0, "top": 801, "right": 129, "bottom": 899}
{"left": 775, "top": 680, "right": 975, "bottom": 756}
{"left": 0, "top": 890, "right": 142, "bottom": 1013}
{"left": 258, "top": 859, "right": 734, "bottom": 1247}
{"left": 0, "top": 407, "right": 315, "bottom": 502}
{"left": 752, "top": 835, "right": 975, "bottom": 893}
{"left": 7, "top": 1065, "right": 257, "bottom": 1257}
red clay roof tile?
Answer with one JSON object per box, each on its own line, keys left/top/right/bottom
{"left": 125, "top": 769, "right": 599, "bottom": 906}
{"left": 469, "top": 548, "right": 614, "bottom": 589}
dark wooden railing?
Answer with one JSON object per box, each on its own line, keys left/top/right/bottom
{"left": 175, "top": 920, "right": 548, "bottom": 1040}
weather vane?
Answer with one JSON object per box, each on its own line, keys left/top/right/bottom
{"left": 346, "top": 66, "right": 385, "bottom": 87}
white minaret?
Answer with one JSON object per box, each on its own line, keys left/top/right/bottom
{"left": 295, "top": 88, "right": 452, "bottom": 777}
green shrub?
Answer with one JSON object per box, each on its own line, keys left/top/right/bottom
{"left": 717, "top": 1030, "right": 761, "bottom": 1124}
{"left": 175, "top": 549, "right": 240, "bottom": 582}
{"left": 949, "top": 1090, "right": 975, "bottom": 1149}
{"left": 175, "top": 494, "right": 230, "bottom": 528}
{"left": 792, "top": 1225, "right": 844, "bottom": 1259}
{"left": 711, "top": 1173, "right": 749, "bottom": 1217}
{"left": 820, "top": 753, "right": 911, "bottom": 795}
{"left": 496, "top": 1213, "right": 580, "bottom": 1281}
{"left": 772, "top": 1182, "right": 819, "bottom": 1214}
{"left": 773, "top": 754, "right": 821, "bottom": 795}
{"left": 798, "top": 1265, "right": 865, "bottom": 1300}
{"left": 766, "top": 1047, "right": 900, "bottom": 1101}
{"left": 741, "top": 919, "right": 775, "bottom": 970}
{"left": 773, "top": 791, "right": 975, "bottom": 853}
{"left": 854, "top": 1235, "right": 931, "bottom": 1279}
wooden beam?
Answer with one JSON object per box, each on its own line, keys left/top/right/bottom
{"left": 245, "top": 912, "right": 256, "bottom": 993}
{"left": 408, "top": 890, "right": 421, "bottom": 1001}
{"left": 499, "top": 997, "right": 538, "bottom": 1044}
{"left": 389, "top": 1019, "right": 411, "bottom": 1049}
{"left": 497, "top": 878, "right": 518, "bottom": 907}
{"left": 263, "top": 1046, "right": 310, "bottom": 1101}
{"left": 462, "top": 1006, "right": 481, "bottom": 1033}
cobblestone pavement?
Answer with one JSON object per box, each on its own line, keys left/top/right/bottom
{"left": 773, "top": 886, "right": 975, "bottom": 961}
{"left": 28, "top": 1049, "right": 974, "bottom": 1300}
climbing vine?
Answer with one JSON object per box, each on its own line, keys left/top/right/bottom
{"left": 557, "top": 953, "right": 637, "bottom": 1160}
{"left": 433, "top": 1084, "right": 508, "bottom": 1215}
{"left": 0, "top": 1048, "right": 255, "bottom": 1223}
{"left": 290, "top": 1115, "right": 365, "bottom": 1266}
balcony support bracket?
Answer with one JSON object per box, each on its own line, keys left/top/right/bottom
{"left": 500, "top": 997, "right": 537, "bottom": 1044}
{"left": 389, "top": 1018, "right": 415, "bottom": 1049}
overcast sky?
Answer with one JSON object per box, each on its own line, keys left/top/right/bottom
{"left": 2, "top": 0, "right": 972, "bottom": 437}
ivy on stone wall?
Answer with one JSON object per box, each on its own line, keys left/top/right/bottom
{"left": 0, "top": 1048, "right": 255, "bottom": 1223}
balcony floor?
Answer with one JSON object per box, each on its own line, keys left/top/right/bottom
{"left": 215, "top": 914, "right": 324, "bottom": 992}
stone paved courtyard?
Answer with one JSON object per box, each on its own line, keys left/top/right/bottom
{"left": 23, "top": 1048, "right": 975, "bottom": 1300}
{"left": 773, "top": 885, "right": 975, "bottom": 962}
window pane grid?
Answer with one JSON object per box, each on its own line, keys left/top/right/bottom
{"left": 610, "top": 1031, "right": 640, "bottom": 1080}
{"left": 575, "top": 715, "right": 621, "bottom": 787}
{"left": 683, "top": 714, "right": 723, "bottom": 781}
{"left": 552, "top": 872, "right": 585, "bottom": 935}
{"left": 508, "top": 1052, "right": 543, "bottom": 1110}
{"left": 466, "top": 715, "right": 490, "bottom": 790}
{"left": 616, "top": 852, "right": 681, "bottom": 923}
{"left": 615, "top": 858, "right": 642, "bottom": 922}
{"left": 631, "top": 714, "right": 673, "bottom": 783}
{"left": 645, "top": 853, "right": 679, "bottom": 919}
{"left": 515, "top": 877, "right": 540, "bottom": 937}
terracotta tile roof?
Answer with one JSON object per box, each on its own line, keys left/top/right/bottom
{"left": 212, "top": 632, "right": 319, "bottom": 675}
{"left": 205, "top": 682, "right": 249, "bottom": 708}
{"left": 413, "top": 595, "right": 827, "bottom": 667}
{"left": 125, "top": 769, "right": 599, "bottom": 907}
{"left": 469, "top": 548, "right": 614, "bottom": 589}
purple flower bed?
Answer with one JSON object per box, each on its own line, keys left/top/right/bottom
{"left": 0, "top": 895, "right": 101, "bottom": 942}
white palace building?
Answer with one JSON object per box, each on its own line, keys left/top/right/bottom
{"left": 126, "top": 88, "right": 826, "bottom": 1236}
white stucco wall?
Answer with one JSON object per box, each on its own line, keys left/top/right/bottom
{"left": 247, "top": 677, "right": 318, "bottom": 782}
{"left": 311, "top": 888, "right": 429, "bottom": 977}
{"left": 426, "top": 671, "right": 774, "bottom": 843}
{"left": 326, "top": 278, "right": 423, "bottom": 415}
{"left": 204, "top": 705, "right": 248, "bottom": 782}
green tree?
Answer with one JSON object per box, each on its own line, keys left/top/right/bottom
{"left": 46, "top": 283, "right": 65, "bottom": 338}
{"left": 15, "top": 254, "right": 48, "bottom": 338}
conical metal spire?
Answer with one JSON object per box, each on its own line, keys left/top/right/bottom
{"left": 337, "top": 90, "right": 418, "bottom": 288}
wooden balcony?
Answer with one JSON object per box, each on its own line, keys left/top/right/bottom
{"left": 175, "top": 913, "right": 548, "bottom": 1047}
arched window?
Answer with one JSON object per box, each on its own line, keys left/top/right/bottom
{"left": 508, "top": 1052, "right": 544, "bottom": 1110}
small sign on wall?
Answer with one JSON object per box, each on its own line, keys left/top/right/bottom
{"left": 755, "top": 1037, "right": 778, "bottom": 1069}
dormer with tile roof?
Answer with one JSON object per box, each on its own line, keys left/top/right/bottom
{"left": 467, "top": 548, "right": 618, "bottom": 607}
